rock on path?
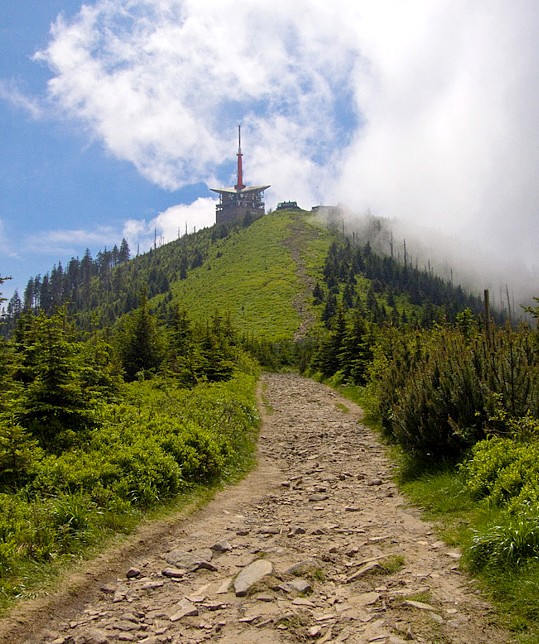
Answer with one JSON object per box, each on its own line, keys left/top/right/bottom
{"left": 1, "top": 374, "right": 513, "bottom": 643}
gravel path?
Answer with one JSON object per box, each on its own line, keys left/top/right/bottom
{"left": 0, "top": 374, "right": 513, "bottom": 643}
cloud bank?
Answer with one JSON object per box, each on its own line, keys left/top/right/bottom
{"left": 30, "top": 0, "right": 539, "bottom": 295}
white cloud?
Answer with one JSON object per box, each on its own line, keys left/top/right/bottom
{"left": 332, "top": 1, "right": 539, "bottom": 265}
{"left": 0, "top": 80, "right": 44, "bottom": 119}
{"left": 26, "top": 225, "right": 117, "bottom": 256}
{"left": 122, "top": 197, "right": 216, "bottom": 252}
{"left": 30, "top": 0, "right": 539, "bottom": 293}
{"left": 35, "top": 0, "right": 354, "bottom": 194}
{"left": 0, "top": 219, "right": 18, "bottom": 260}
{"left": 18, "top": 199, "right": 215, "bottom": 272}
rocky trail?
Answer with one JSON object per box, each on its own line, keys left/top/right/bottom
{"left": 0, "top": 373, "right": 513, "bottom": 644}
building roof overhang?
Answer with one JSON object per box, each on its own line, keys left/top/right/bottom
{"left": 210, "top": 185, "right": 271, "bottom": 196}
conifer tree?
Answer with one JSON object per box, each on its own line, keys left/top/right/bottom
{"left": 13, "top": 309, "right": 99, "bottom": 448}
{"left": 114, "top": 291, "right": 165, "bottom": 381}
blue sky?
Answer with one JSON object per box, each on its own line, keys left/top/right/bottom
{"left": 1, "top": 1, "right": 539, "bottom": 305}
{"left": 1, "top": 2, "right": 218, "bottom": 299}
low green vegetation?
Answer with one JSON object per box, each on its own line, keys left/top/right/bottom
{"left": 170, "top": 210, "right": 333, "bottom": 340}
{"left": 379, "top": 554, "right": 406, "bottom": 574}
{"left": 0, "top": 372, "right": 259, "bottom": 608}
{"left": 0, "top": 301, "right": 260, "bottom": 610}
{"left": 398, "top": 461, "right": 539, "bottom": 640}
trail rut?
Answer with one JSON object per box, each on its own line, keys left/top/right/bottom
{"left": 0, "top": 374, "right": 513, "bottom": 643}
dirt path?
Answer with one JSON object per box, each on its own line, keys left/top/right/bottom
{"left": 0, "top": 374, "right": 513, "bottom": 644}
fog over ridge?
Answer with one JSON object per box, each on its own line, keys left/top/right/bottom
{"left": 21, "top": 0, "right": 539, "bottom": 307}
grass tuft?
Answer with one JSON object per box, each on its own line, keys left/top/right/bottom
{"left": 468, "top": 514, "right": 539, "bottom": 571}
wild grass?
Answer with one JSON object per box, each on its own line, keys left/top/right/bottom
{"left": 333, "top": 379, "right": 539, "bottom": 640}
{"left": 379, "top": 554, "right": 406, "bottom": 573}
{"left": 170, "top": 211, "right": 333, "bottom": 341}
{"left": 393, "top": 463, "right": 539, "bottom": 640}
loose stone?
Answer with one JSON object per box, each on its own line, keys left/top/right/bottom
{"left": 233, "top": 559, "right": 273, "bottom": 596}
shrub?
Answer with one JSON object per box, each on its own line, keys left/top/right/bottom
{"left": 462, "top": 436, "right": 539, "bottom": 514}
{"left": 373, "top": 325, "right": 539, "bottom": 461}
{"left": 0, "top": 370, "right": 259, "bottom": 602}
{"left": 26, "top": 451, "right": 122, "bottom": 498}
{"left": 158, "top": 424, "right": 227, "bottom": 483}
{"left": 110, "top": 440, "right": 182, "bottom": 507}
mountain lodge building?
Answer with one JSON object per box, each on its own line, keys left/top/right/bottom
{"left": 210, "top": 126, "right": 270, "bottom": 225}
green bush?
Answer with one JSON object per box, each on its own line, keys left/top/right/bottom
{"left": 110, "top": 440, "right": 182, "bottom": 507}
{"left": 0, "top": 370, "right": 259, "bottom": 604}
{"left": 462, "top": 436, "right": 539, "bottom": 514}
{"left": 373, "top": 325, "right": 539, "bottom": 461}
{"left": 26, "top": 450, "right": 122, "bottom": 498}
{"left": 158, "top": 424, "right": 227, "bottom": 483}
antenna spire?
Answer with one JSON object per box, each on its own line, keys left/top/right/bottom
{"left": 235, "top": 124, "right": 245, "bottom": 191}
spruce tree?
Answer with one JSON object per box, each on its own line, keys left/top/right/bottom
{"left": 114, "top": 291, "right": 165, "bottom": 381}
{"left": 13, "top": 309, "right": 99, "bottom": 448}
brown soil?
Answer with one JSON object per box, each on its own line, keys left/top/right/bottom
{"left": 0, "top": 373, "right": 514, "bottom": 643}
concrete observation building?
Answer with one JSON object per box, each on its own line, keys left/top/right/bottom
{"left": 210, "top": 126, "right": 270, "bottom": 225}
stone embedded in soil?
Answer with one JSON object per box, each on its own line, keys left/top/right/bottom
{"left": 346, "top": 561, "right": 383, "bottom": 583}
{"left": 161, "top": 567, "right": 186, "bottom": 578}
{"left": 216, "top": 577, "right": 233, "bottom": 594}
{"left": 259, "top": 526, "right": 280, "bottom": 535}
{"left": 126, "top": 567, "right": 141, "bottom": 579}
{"left": 350, "top": 591, "right": 380, "bottom": 607}
{"left": 140, "top": 580, "right": 165, "bottom": 591}
{"left": 308, "top": 493, "right": 329, "bottom": 502}
{"left": 169, "top": 600, "right": 199, "bottom": 621}
{"left": 280, "top": 578, "right": 312, "bottom": 594}
{"left": 77, "top": 628, "right": 108, "bottom": 643}
{"left": 289, "top": 526, "right": 306, "bottom": 535}
{"left": 285, "top": 558, "right": 321, "bottom": 576}
{"left": 233, "top": 559, "right": 273, "bottom": 596}
{"left": 164, "top": 549, "right": 217, "bottom": 572}
{"left": 211, "top": 539, "right": 232, "bottom": 553}
{"left": 405, "top": 599, "right": 437, "bottom": 611}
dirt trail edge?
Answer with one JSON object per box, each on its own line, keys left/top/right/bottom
{"left": 0, "top": 373, "right": 513, "bottom": 644}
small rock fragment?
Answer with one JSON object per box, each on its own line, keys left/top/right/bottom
{"left": 259, "top": 526, "right": 280, "bottom": 535}
{"left": 234, "top": 559, "right": 273, "bottom": 596}
{"left": 211, "top": 539, "right": 232, "bottom": 553}
{"left": 346, "top": 561, "right": 382, "bottom": 583}
{"left": 285, "top": 559, "right": 320, "bottom": 576}
{"left": 140, "top": 580, "right": 164, "bottom": 591}
{"left": 161, "top": 567, "right": 185, "bottom": 579}
{"left": 126, "top": 567, "right": 141, "bottom": 579}
{"left": 165, "top": 549, "right": 214, "bottom": 571}
{"left": 404, "top": 599, "right": 437, "bottom": 611}
{"left": 308, "top": 493, "right": 329, "bottom": 502}
{"left": 288, "top": 578, "right": 312, "bottom": 593}
{"left": 169, "top": 600, "right": 199, "bottom": 622}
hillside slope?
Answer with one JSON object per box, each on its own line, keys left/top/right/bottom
{"left": 168, "top": 210, "right": 333, "bottom": 341}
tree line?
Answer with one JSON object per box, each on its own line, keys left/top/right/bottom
{"left": 2, "top": 213, "right": 260, "bottom": 335}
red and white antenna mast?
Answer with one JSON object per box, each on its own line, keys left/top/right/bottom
{"left": 235, "top": 124, "right": 245, "bottom": 191}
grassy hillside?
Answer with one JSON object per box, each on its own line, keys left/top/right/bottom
{"left": 168, "top": 210, "right": 333, "bottom": 341}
